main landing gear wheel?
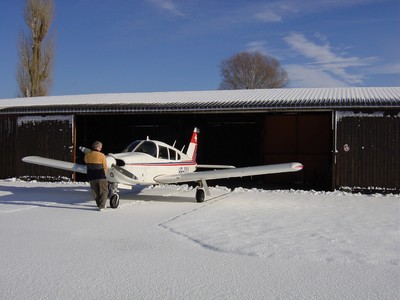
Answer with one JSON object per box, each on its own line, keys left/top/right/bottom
{"left": 196, "top": 189, "right": 205, "bottom": 203}
{"left": 110, "top": 193, "right": 120, "bottom": 209}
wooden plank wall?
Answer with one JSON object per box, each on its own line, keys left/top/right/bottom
{"left": 15, "top": 115, "right": 74, "bottom": 179}
{"left": 263, "top": 113, "right": 333, "bottom": 190}
{"left": 0, "top": 116, "right": 17, "bottom": 179}
{"left": 335, "top": 112, "right": 400, "bottom": 192}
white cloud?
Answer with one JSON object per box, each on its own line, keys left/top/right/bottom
{"left": 285, "top": 65, "right": 350, "bottom": 88}
{"left": 283, "top": 33, "right": 377, "bottom": 86}
{"left": 254, "top": 11, "right": 282, "bottom": 22}
{"left": 147, "top": 0, "right": 184, "bottom": 16}
{"left": 368, "top": 63, "right": 400, "bottom": 75}
{"left": 252, "top": 0, "right": 385, "bottom": 23}
{"left": 245, "top": 41, "right": 268, "bottom": 54}
{"left": 244, "top": 41, "right": 285, "bottom": 61}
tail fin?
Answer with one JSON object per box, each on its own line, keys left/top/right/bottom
{"left": 186, "top": 127, "right": 199, "bottom": 161}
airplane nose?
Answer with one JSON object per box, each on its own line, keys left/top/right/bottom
{"left": 106, "top": 156, "right": 116, "bottom": 168}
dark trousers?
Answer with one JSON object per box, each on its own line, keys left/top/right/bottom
{"left": 89, "top": 179, "right": 109, "bottom": 209}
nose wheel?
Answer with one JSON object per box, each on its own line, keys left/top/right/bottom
{"left": 110, "top": 193, "right": 120, "bottom": 208}
{"left": 108, "top": 183, "right": 120, "bottom": 209}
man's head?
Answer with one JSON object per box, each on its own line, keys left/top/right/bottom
{"left": 92, "top": 141, "right": 103, "bottom": 151}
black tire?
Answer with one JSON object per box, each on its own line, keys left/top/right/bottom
{"left": 110, "top": 194, "right": 120, "bottom": 209}
{"left": 196, "top": 189, "right": 205, "bottom": 203}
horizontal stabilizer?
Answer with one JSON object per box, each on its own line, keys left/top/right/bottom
{"left": 22, "top": 156, "right": 87, "bottom": 174}
{"left": 154, "top": 162, "right": 303, "bottom": 184}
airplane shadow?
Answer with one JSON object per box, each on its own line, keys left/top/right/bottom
{"left": 120, "top": 186, "right": 233, "bottom": 204}
{"left": 0, "top": 183, "right": 231, "bottom": 211}
{"left": 0, "top": 184, "right": 96, "bottom": 211}
{"left": 119, "top": 185, "right": 197, "bottom": 203}
{"left": 120, "top": 193, "right": 196, "bottom": 203}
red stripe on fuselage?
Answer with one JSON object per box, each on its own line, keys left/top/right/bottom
{"left": 125, "top": 161, "right": 196, "bottom": 167}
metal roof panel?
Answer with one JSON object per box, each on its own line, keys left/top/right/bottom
{"left": 0, "top": 87, "right": 399, "bottom": 114}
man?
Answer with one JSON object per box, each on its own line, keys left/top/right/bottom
{"left": 84, "top": 141, "right": 108, "bottom": 210}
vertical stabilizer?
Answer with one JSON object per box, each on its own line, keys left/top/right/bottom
{"left": 186, "top": 128, "right": 199, "bottom": 161}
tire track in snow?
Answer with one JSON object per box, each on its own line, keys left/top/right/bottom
{"left": 158, "top": 190, "right": 233, "bottom": 253}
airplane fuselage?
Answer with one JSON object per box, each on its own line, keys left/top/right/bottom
{"left": 105, "top": 139, "right": 197, "bottom": 186}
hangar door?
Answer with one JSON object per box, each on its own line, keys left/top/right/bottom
{"left": 263, "top": 113, "right": 333, "bottom": 190}
{"left": 335, "top": 111, "right": 400, "bottom": 192}
{"left": 16, "top": 115, "right": 74, "bottom": 179}
{"left": 0, "top": 116, "right": 17, "bottom": 179}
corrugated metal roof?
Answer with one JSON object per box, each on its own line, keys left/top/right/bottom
{"left": 0, "top": 87, "right": 399, "bottom": 114}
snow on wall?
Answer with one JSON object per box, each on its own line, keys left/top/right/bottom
{"left": 17, "top": 115, "right": 73, "bottom": 126}
{"left": 336, "top": 111, "right": 400, "bottom": 121}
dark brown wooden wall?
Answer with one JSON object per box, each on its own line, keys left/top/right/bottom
{"left": 335, "top": 112, "right": 400, "bottom": 192}
{"left": 15, "top": 115, "right": 74, "bottom": 179}
{"left": 263, "top": 113, "right": 333, "bottom": 190}
{"left": 0, "top": 116, "right": 17, "bottom": 178}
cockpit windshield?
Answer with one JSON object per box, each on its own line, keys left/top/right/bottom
{"left": 134, "top": 141, "right": 157, "bottom": 157}
{"left": 122, "top": 140, "right": 142, "bottom": 153}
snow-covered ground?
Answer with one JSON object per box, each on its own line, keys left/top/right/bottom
{"left": 0, "top": 179, "right": 399, "bottom": 299}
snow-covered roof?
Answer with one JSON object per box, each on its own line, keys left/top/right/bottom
{"left": 1, "top": 87, "right": 399, "bottom": 114}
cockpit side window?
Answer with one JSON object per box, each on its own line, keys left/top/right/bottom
{"left": 169, "top": 149, "right": 177, "bottom": 160}
{"left": 158, "top": 146, "right": 169, "bottom": 159}
{"left": 134, "top": 141, "right": 157, "bottom": 157}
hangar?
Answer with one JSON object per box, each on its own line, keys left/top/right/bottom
{"left": 0, "top": 87, "right": 399, "bottom": 193}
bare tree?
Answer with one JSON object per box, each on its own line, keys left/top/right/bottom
{"left": 219, "top": 51, "right": 288, "bottom": 90}
{"left": 17, "top": 0, "right": 55, "bottom": 97}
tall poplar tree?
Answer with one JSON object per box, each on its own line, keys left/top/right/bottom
{"left": 17, "top": 0, "right": 55, "bottom": 97}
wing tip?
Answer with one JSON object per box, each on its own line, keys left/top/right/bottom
{"left": 292, "top": 162, "right": 303, "bottom": 170}
{"left": 22, "top": 156, "right": 36, "bottom": 162}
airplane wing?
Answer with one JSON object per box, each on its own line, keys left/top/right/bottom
{"left": 22, "top": 156, "right": 87, "bottom": 174}
{"left": 196, "top": 164, "right": 235, "bottom": 169}
{"left": 154, "top": 162, "right": 303, "bottom": 184}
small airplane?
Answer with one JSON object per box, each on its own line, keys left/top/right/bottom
{"left": 22, "top": 127, "right": 303, "bottom": 208}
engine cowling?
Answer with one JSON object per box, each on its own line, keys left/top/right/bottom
{"left": 106, "top": 156, "right": 117, "bottom": 169}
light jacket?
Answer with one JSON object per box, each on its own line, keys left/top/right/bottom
{"left": 84, "top": 150, "right": 107, "bottom": 181}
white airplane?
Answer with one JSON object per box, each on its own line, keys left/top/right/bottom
{"left": 22, "top": 128, "right": 303, "bottom": 208}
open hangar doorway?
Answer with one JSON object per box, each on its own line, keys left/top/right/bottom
{"left": 74, "top": 112, "right": 333, "bottom": 190}
{"left": 74, "top": 113, "right": 264, "bottom": 182}
{"left": 74, "top": 114, "right": 260, "bottom": 162}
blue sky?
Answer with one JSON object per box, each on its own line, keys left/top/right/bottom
{"left": 0, "top": 0, "right": 399, "bottom": 98}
